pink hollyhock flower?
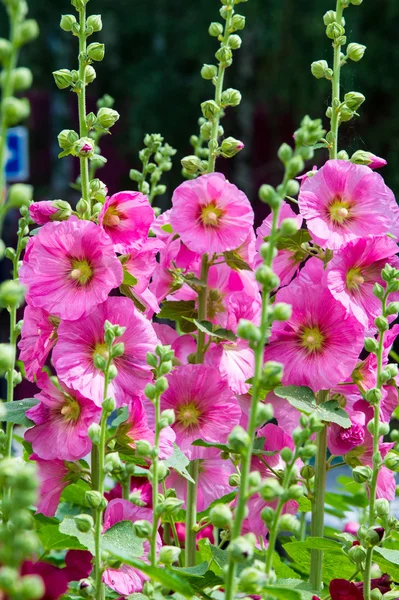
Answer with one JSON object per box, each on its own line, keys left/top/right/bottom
{"left": 99, "top": 191, "right": 154, "bottom": 253}
{"left": 53, "top": 297, "right": 158, "bottom": 407}
{"left": 264, "top": 258, "right": 365, "bottom": 391}
{"left": 225, "top": 290, "right": 261, "bottom": 333}
{"left": 175, "top": 522, "right": 214, "bottom": 547}
{"left": 255, "top": 201, "right": 304, "bottom": 286}
{"left": 20, "top": 219, "right": 123, "bottom": 321}
{"left": 31, "top": 454, "right": 73, "bottom": 517}
{"left": 151, "top": 208, "right": 173, "bottom": 240}
{"left": 25, "top": 373, "right": 101, "bottom": 461}
{"left": 102, "top": 499, "right": 161, "bottom": 596}
{"left": 166, "top": 448, "right": 234, "bottom": 511}
{"left": 330, "top": 575, "right": 392, "bottom": 600}
{"left": 105, "top": 476, "right": 152, "bottom": 507}
{"left": 125, "top": 398, "right": 175, "bottom": 459}
{"left": 29, "top": 201, "right": 58, "bottom": 225}
{"left": 266, "top": 391, "right": 301, "bottom": 435}
{"left": 155, "top": 364, "right": 241, "bottom": 459}
{"left": 18, "top": 306, "right": 59, "bottom": 382}
{"left": 298, "top": 160, "right": 395, "bottom": 249}
{"left": 153, "top": 324, "right": 196, "bottom": 365}
{"left": 368, "top": 154, "right": 387, "bottom": 170}
{"left": 326, "top": 236, "right": 399, "bottom": 328}
{"left": 204, "top": 340, "right": 254, "bottom": 394}
{"left": 122, "top": 238, "right": 164, "bottom": 314}
{"left": 170, "top": 172, "right": 254, "bottom": 255}
{"left": 343, "top": 521, "right": 360, "bottom": 535}
{"left": 328, "top": 411, "right": 366, "bottom": 456}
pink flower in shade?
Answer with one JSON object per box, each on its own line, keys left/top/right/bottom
{"left": 166, "top": 448, "right": 234, "bottom": 511}
{"left": 102, "top": 499, "right": 161, "bottom": 596}
{"left": 204, "top": 340, "right": 254, "bottom": 395}
{"left": 25, "top": 373, "right": 101, "bottom": 461}
{"left": 18, "top": 306, "right": 59, "bottom": 382}
{"left": 153, "top": 324, "right": 196, "bottom": 365}
{"left": 328, "top": 411, "right": 366, "bottom": 457}
{"left": 298, "top": 160, "right": 396, "bottom": 250}
{"left": 53, "top": 297, "right": 158, "bottom": 408}
{"left": 99, "top": 191, "right": 154, "bottom": 253}
{"left": 343, "top": 521, "right": 360, "bottom": 536}
{"left": 263, "top": 258, "right": 365, "bottom": 391}
{"left": 122, "top": 238, "right": 164, "bottom": 314}
{"left": 155, "top": 364, "right": 241, "bottom": 460}
{"left": 246, "top": 424, "right": 301, "bottom": 537}
{"left": 105, "top": 476, "right": 152, "bottom": 507}
{"left": 256, "top": 201, "right": 304, "bottom": 286}
{"left": 29, "top": 201, "right": 58, "bottom": 225}
{"left": 31, "top": 454, "right": 72, "bottom": 517}
{"left": 326, "top": 236, "right": 399, "bottom": 328}
{"left": 125, "top": 398, "right": 175, "bottom": 459}
{"left": 175, "top": 522, "right": 214, "bottom": 547}
{"left": 170, "top": 172, "right": 254, "bottom": 255}
{"left": 19, "top": 219, "right": 123, "bottom": 321}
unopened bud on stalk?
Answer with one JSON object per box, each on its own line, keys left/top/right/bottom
{"left": 97, "top": 107, "right": 120, "bottom": 129}
{"left": 221, "top": 136, "right": 244, "bottom": 157}
{"left": 228, "top": 426, "right": 251, "bottom": 454}
{"left": 239, "top": 566, "right": 268, "bottom": 594}
{"left": 201, "top": 64, "right": 218, "bottom": 80}
{"left": 8, "top": 183, "right": 33, "bottom": 207}
{"left": 229, "top": 535, "right": 255, "bottom": 563}
{"left": 87, "top": 42, "right": 105, "bottom": 62}
{"left": 221, "top": 88, "right": 242, "bottom": 107}
{"left": 74, "top": 514, "right": 94, "bottom": 533}
{"left": 181, "top": 155, "right": 201, "bottom": 174}
{"left": 352, "top": 465, "right": 372, "bottom": 483}
{"left": 311, "top": 60, "right": 330, "bottom": 79}
{"left": 0, "top": 344, "right": 14, "bottom": 375}
{"left": 209, "top": 504, "right": 233, "bottom": 528}
{"left": 133, "top": 520, "right": 152, "bottom": 538}
{"left": 255, "top": 403, "right": 273, "bottom": 427}
{"left": 85, "top": 490, "right": 107, "bottom": 510}
{"left": 86, "top": 14, "right": 103, "bottom": 32}
{"left": 0, "top": 280, "right": 25, "bottom": 309}
{"left": 159, "top": 545, "right": 181, "bottom": 566}
{"left": 60, "top": 14, "right": 77, "bottom": 32}
{"left": 16, "top": 19, "right": 39, "bottom": 46}
{"left": 0, "top": 39, "right": 12, "bottom": 62}
{"left": 209, "top": 22, "right": 223, "bottom": 37}
{"left": 344, "top": 92, "right": 365, "bottom": 111}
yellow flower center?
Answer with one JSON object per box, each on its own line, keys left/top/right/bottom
{"left": 103, "top": 205, "right": 122, "bottom": 228}
{"left": 70, "top": 258, "right": 93, "bottom": 285}
{"left": 329, "top": 198, "right": 352, "bottom": 225}
{"left": 300, "top": 326, "right": 325, "bottom": 353}
{"left": 177, "top": 402, "right": 201, "bottom": 429}
{"left": 346, "top": 267, "right": 365, "bottom": 291}
{"left": 93, "top": 342, "right": 110, "bottom": 363}
{"left": 60, "top": 395, "right": 81, "bottom": 423}
{"left": 207, "top": 288, "right": 226, "bottom": 319}
{"left": 200, "top": 203, "right": 225, "bottom": 227}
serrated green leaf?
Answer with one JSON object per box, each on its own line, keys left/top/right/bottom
{"left": 297, "top": 496, "right": 312, "bottom": 512}
{"left": 163, "top": 443, "right": 194, "bottom": 483}
{"left": 275, "top": 229, "right": 311, "bottom": 253}
{"left": 103, "top": 520, "right": 144, "bottom": 558}
{"left": 185, "top": 319, "right": 237, "bottom": 342}
{"left": 192, "top": 438, "right": 276, "bottom": 457}
{"left": 172, "top": 561, "right": 208, "bottom": 578}
{"left": 274, "top": 386, "right": 351, "bottom": 427}
{"left": 3, "top": 398, "right": 39, "bottom": 427}
{"left": 59, "top": 516, "right": 95, "bottom": 553}
{"left": 374, "top": 547, "right": 399, "bottom": 580}
{"left": 37, "top": 523, "right": 86, "bottom": 551}
{"left": 263, "top": 587, "right": 302, "bottom": 600}
{"left": 273, "top": 579, "right": 316, "bottom": 599}
{"left": 283, "top": 537, "right": 354, "bottom": 583}
{"left": 272, "top": 554, "right": 301, "bottom": 580}
{"left": 223, "top": 251, "right": 253, "bottom": 271}
{"left": 158, "top": 300, "right": 197, "bottom": 333}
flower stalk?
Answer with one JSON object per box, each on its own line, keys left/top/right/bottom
{"left": 77, "top": 4, "right": 91, "bottom": 210}
{"left": 329, "top": 0, "right": 344, "bottom": 159}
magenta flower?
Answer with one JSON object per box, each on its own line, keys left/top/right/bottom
{"left": 31, "top": 454, "right": 71, "bottom": 517}
{"left": 367, "top": 153, "right": 387, "bottom": 170}
{"left": 156, "top": 364, "right": 241, "bottom": 459}
{"left": 25, "top": 373, "right": 101, "bottom": 461}
{"left": 166, "top": 448, "right": 234, "bottom": 511}
{"left": 126, "top": 398, "right": 175, "bottom": 459}
{"left": 175, "top": 522, "right": 214, "bottom": 547}
{"left": 18, "top": 306, "right": 59, "bottom": 382}
{"left": 102, "top": 499, "right": 161, "bottom": 596}
{"left": 205, "top": 340, "right": 255, "bottom": 395}
{"left": 153, "top": 324, "right": 196, "bottom": 365}
{"left": 170, "top": 173, "right": 254, "bottom": 255}
{"left": 330, "top": 575, "right": 392, "bottom": 600}
{"left": 328, "top": 411, "right": 366, "bottom": 457}
{"left": 256, "top": 201, "right": 303, "bottom": 286}
{"left": 105, "top": 476, "right": 152, "bottom": 507}
{"left": 99, "top": 191, "right": 154, "bottom": 253}
{"left": 326, "top": 236, "right": 399, "bottom": 328}
{"left": 29, "top": 201, "right": 58, "bottom": 225}
{"left": 122, "top": 238, "right": 164, "bottom": 314}
{"left": 264, "top": 258, "right": 365, "bottom": 391}
{"left": 298, "top": 160, "right": 395, "bottom": 249}
{"left": 20, "top": 219, "right": 123, "bottom": 321}
{"left": 53, "top": 297, "right": 158, "bottom": 407}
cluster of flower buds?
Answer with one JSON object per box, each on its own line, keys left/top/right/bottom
{"left": 130, "top": 133, "right": 176, "bottom": 205}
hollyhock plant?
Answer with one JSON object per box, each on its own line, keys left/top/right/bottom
{"left": 125, "top": 397, "right": 175, "bottom": 459}
{"left": 99, "top": 190, "right": 155, "bottom": 253}
{"left": 155, "top": 364, "right": 241, "bottom": 459}
{"left": 255, "top": 201, "right": 304, "bottom": 286}
{"left": 298, "top": 160, "right": 396, "bottom": 249}
{"left": 166, "top": 448, "right": 235, "bottom": 511}
{"left": 102, "top": 498, "right": 161, "bottom": 596}
{"left": 24, "top": 373, "right": 101, "bottom": 461}
{"left": 264, "top": 258, "right": 365, "bottom": 391}
{"left": 204, "top": 340, "right": 255, "bottom": 394}
{"left": 19, "top": 219, "right": 123, "bottom": 321}
{"left": 29, "top": 201, "right": 58, "bottom": 225}
{"left": 52, "top": 297, "right": 158, "bottom": 407}
{"left": 170, "top": 172, "right": 254, "bottom": 255}
{"left": 105, "top": 476, "right": 152, "bottom": 506}
{"left": 32, "top": 454, "right": 73, "bottom": 517}
{"left": 18, "top": 305, "right": 59, "bottom": 382}
{"left": 325, "top": 235, "right": 399, "bottom": 328}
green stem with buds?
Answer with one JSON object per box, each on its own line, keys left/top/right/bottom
{"left": 329, "top": 0, "right": 344, "bottom": 159}
{"left": 150, "top": 390, "right": 162, "bottom": 566}
{"left": 310, "top": 390, "right": 329, "bottom": 594}
{"left": 77, "top": 5, "right": 90, "bottom": 209}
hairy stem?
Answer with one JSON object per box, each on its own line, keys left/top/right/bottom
{"left": 329, "top": 0, "right": 343, "bottom": 159}
{"left": 185, "top": 459, "right": 199, "bottom": 567}
{"left": 77, "top": 6, "right": 90, "bottom": 209}
{"left": 150, "top": 390, "right": 161, "bottom": 566}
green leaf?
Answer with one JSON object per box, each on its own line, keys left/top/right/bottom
{"left": 158, "top": 300, "right": 197, "bottom": 333}
{"left": 171, "top": 562, "right": 209, "bottom": 578}
{"left": 185, "top": 319, "right": 237, "bottom": 342}
{"left": 272, "top": 553, "right": 301, "bottom": 580}
{"left": 37, "top": 523, "right": 86, "bottom": 551}
{"left": 273, "top": 580, "right": 316, "bottom": 600}
{"left": 192, "top": 438, "right": 276, "bottom": 457}
{"left": 163, "top": 444, "right": 195, "bottom": 483}
{"left": 223, "top": 251, "right": 253, "bottom": 272}
{"left": 275, "top": 229, "right": 311, "bottom": 253}
{"left": 123, "top": 270, "right": 138, "bottom": 287}
{"left": 60, "top": 481, "right": 91, "bottom": 506}
{"left": 374, "top": 547, "right": 399, "bottom": 580}
{"left": 263, "top": 587, "right": 302, "bottom": 600}
{"left": 112, "top": 406, "right": 129, "bottom": 427}
{"left": 103, "top": 520, "right": 144, "bottom": 558}
{"left": 197, "top": 538, "right": 227, "bottom": 577}
{"left": 274, "top": 386, "right": 351, "bottom": 428}
{"left": 297, "top": 496, "right": 312, "bottom": 513}
{"left": 59, "top": 516, "right": 95, "bottom": 553}
{"left": 2, "top": 398, "right": 39, "bottom": 427}
{"left": 283, "top": 537, "right": 354, "bottom": 583}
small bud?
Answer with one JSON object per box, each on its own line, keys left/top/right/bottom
{"left": 262, "top": 361, "right": 283, "bottom": 387}
{"left": 259, "top": 477, "right": 284, "bottom": 501}
{"left": 201, "top": 64, "right": 218, "bottom": 80}
{"left": 279, "top": 218, "right": 299, "bottom": 237}
{"left": 348, "top": 544, "right": 367, "bottom": 564}
{"left": 53, "top": 69, "right": 74, "bottom": 90}
{"left": 280, "top": 447, "right": 293, "bottom": 463}
{"left": 87, "top": 42, "right": 105, "bottom": 62}
{"left": 258, "top": 184, "right": 278, "bottom": 207}
{"left": 229, "top": 473, "right": 240, "bottom": 487}
{"left": 220, "top": 136, "right": 244, "bottom": 158}
{"left": 278, "top": 513, "right": 300, "bottom": 534}
{"left": 386, "top": 301, "right": 399, "bottom": 316}
{"left": 108, "top": 364, "right": 118, "bottom": 380}
{"left": 311, "top": 60, "right": 330, "bottom": 79}
{"left": 375, "top": 316, "right": 389, "bottom": 332}
{"left": 209, "top": 504, "right": 233, "bottom": 528}
{"left": 144, "top": 383, "right": 157, "bottom": 401}
{"left": 158, "top": 497, "right": 184, "bottom": 515}
{"left": 60, "top": 14, "right": 77, "bottom": 32}
{"left": 255, "top": 265, "right": 280, "bottom": 289}
{"left": 74, "top": 514, "right": 94, "bottom": 533}
{"left": 85, "top": 490, "right": 107, "bottom": 509}
{"left": 255, "top": 403, "right": 273, "bottom": 427}
{"left": 58, "top": 129, "right": 79, "bottom": 150}
{"left": 0, "top": 280, "right": 25, "bottom": 309}
{"left": 181, "top": 155, "right": 201, "bottom": 174}
{"left": 102, "top": 396, "right": 117, "bottom": 413}
{"left": 272, "top": 302, "right": 292, "bottom": 322}
{"left": 16, "top": 19, "right": 39, "bottom": 46}
{"left": 364, "top": 337, "right": 379, "bottom": 354}
{"left": 85, "top": 65, "right": 96, "bottom": 84}
{"left": 229, "top": 535, "right": 255, "bottom": 563}
{"left": 79, "top": 579, "right": 95, "bottom": 598}
{"left": 10, "top": 67, "right": 33, "bottom": 92}
{"left": 135, "top": 440, "right": 153, "bottom": 457}
{"left": 201, "top": 99, "right": 220, "bottom": 120}
{"left": 239, "top": 566, "right": 268, "bottom": 595}
{"left": 159, "top": 545, "right": 181, "bottom": 566}
{"left": 19, "top": 575, "right": 45, "bottom": 600}
{"left": 364, "top": 527, "right": 384, "bottom": 547}
{"left": 326, "top": 22, "right": 345, "bottom": 40}
{"left": 344, "top": 92, "right": 366, "bottom": 111}
{"left": 228, "top": 425, "right": 251, "bottom": 454}
{"left": 0, "top": 39, "right": 12, "bottom": 62}
{"left": 365, "top": 387, "right": 382, "bottom": 405}
{"left": 228, "top": 34, "right": 242, "bottom": 49}
{"left": 301, "top": 465, "right": 315, "bottom": 480}
{"left": 352, "top": 465, "right": 372, "bottom": 483}
{"left": 160, "top": 409, "right": 175, "bottom": 426}
{"left": 323, "top": 10, "right": 337, "bottom": 26}
{"left": 155, "top": 376, "right": 169, "bottom": 393}
{"left": 133, "top": 519, "right": 152, "bottom": 538}
{"left": 97, "top": 107, "right": 120, "bottom": 129}
{"left": 287, "top": 156, "right": 305, "bottom": 178}
{"left": 2, "top": 96, "right": 30, "bottom": 126}
{"left": 209, "top": 22, "right": 223, "bottom": 37}
{"left": 375, "top": 498, "right": 390, "bottom": 517}
{"left": 0, "top": 344, "right": 14, "bottom": 375}
{"left": 385, "top": 452, "right": 399, "bottom": 472}
{"left": 373, "top": 282, "right": 385, "bottom": 299}
{"left": 350, "top": 0, "right": 363, "bottom": 5}
{"left": 232, "top": 14, "right": 245, "bottom": 30}
{"left": 215, "top": 46, "right": 232, "bottom": 67}
{"left": 347, "top": 42, "right": 366, "bottom": 62}
{"left": 86, "top": 14, "right": 103, "bottom": 32}
{"left": 261, "top": 506, "right": 275, "bottom": 526}
{"left": 221, "top": 87, "right": 242, "bottom": 107}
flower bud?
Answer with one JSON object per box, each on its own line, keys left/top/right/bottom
{"left": 19, "top": 575, "right": 45, "bottom": 600}
{"left": 346, "top": 42, "right": 366, "bottom": 63}
{"left": 215, "top": 46, "right": 232, "bottom": 67}
{"left": 262, "top": 361, "right": 283, "bottom": 387}
{"left": 71, "top": 0, "right": 89, "bottom": 10}
{"left": 160, "top": 409, "right": 175, "bottom": 426}
{"left": 85, "top": 65, "right": 96, "bottom": 84}
{"left": 311, "top": 60, "right": 329, "bottom": 79}
{"left": 0, "top": 280, "right": 25, "bottom": 309}
{"left": 364, "top": 337, "right": 379, "bottom": 354}
{"left": 301, "top": 465, "right": 315, "bottom": 480}
{"left": 97, "top": 107, "right": 120, "bottom": 129}
{"left": 344, "top": 92, "right": 365, "bottom": 111}
{"left": 159, "top": 545, "right": 181, "bottom": 566}
{"left": 79, "top": 579, "right": 95, "bottom": 598}
{"left": 278, "top": 514, "right": 300, "bottom": 534}
{"left": 133, "top": 519, "right": 152, "bottom": 538}
{"left": 385, "top": 452, "right": 399, "bottom": 472}
{"left": 364, "top": 527, "right": 384, "bottom": 547}
{"left": 87, "top": 14, "right": 103, "bottom": 32}
{"left": 85, "top": 490, "right": 107, "bottom": 509}
{"left": 74, "top": 514, "right": 94, "bottom": 533}
{"left": 201, "top": 100, "right": 220, "bottom": 120}
{"left": 60, "top": 14, "right": 77, "bottom": 32}
{"left": 201, "top": 64, "right": 218, "bottom": 80}
{"left": 326, "top": 22, "right": 345, "bottom": 40}
{"left": 352, "top": 465, "right": 372, "bottom": 483}
{"left": 74, "top": 137, "right": 94, "bottom": 157}
{"left": 373, "top": 282, "right": 385, "bottom": 299}
{"left": 350, "top": 0, "right": 363, "bottom": 5}
{"left": 285, "top": 484, "right": 303, "bottom": 501}
{"left": 229, "top": 473, "right": 240, "bottom": 487}
{"left": 256, "top": 265, "right": 280, "bottom": 289}
{"left": 323, "top": 10, "right": 336, "bottom": 26}
{"left": 0, "top": 39, "right": 12, "bottom": 62}
{"left": 348, "top": 544, "right": 367, "bottom": 564}
{"left": 375, "top": 498, "right": 390, "bottom": 517}
{"left": 221, "top": 88, "right": 242, "bottom": 107}
{"left": 279, "top": 218, "right": 299, "bottom": 237}
{"left": 144, "top": 383, "right": 157, "bottom": 401}
{"left": 386, "top": 301, "right": 399, "bottom": 316}
{"left": 259, "top": 477, "right": 284, "bottom": 501}
{"left": 228, "top": 34, "right": 242, "bottom": 49}
{"left": 209, "top": 22, "right": 223, "bottom": 37}
{"left": 239, "top": 566, "right": 268, "bottom": 594}
{"left": 232, "top": 14, "right": 246, "bottom": 30}
{"left": 9, "top": 67, "right": 32, "bottom": 93}
{"left": 229, "top": 535, "right": 255, "bottom": 563}
{"left": 16, "top": 19, "right": 39, "bottom": 46}
{"left": 157, "top": 497, "right": 184, "bottom": 515}
{"left": 375, "top": 316, "right": 389, "bottom": 332}
{"left": 228, "top": 426, "right": 251, "bottom": 454}
{"left": 53, "top": 69, "right": 73, "bottom": 90}
{"left": 0, "top": 566, "right": 18, "bottom": 594}
{"left": 103, "top": 396, "right": 117, "bottom": 413}
{"left": 209, "top": 504, "right": 233, "bottom": 528}
{"left": 258, "top": 184, "right": 278, "bottom": 207}
{"left": 2, "top": 96, "right": 30, "bottom": 126}
{"left": 272, "top": 302, "right": 292, "bottom": 322}
{"left": 181, "top": 155, "right": 201, "bottom": 174}
{"left": 87, "top": 42, "right": 105, "bottom": 62}
{"left": 255, "top": 403, "right": 273, "bottom": 427}
{"left": 221, "top": 136, "right": 244, "bottom": 158}
{"left": 287, "top": 156, "right": 305, "bottom": 178}
{"left": 0, "top": 344, "right": 14, "bottom": 375}
{"left": 58, "top": 129, "right": 79, "bottom": 150}
{"left": 155, "top": 376, "right": 169, "bottom": 393}
{"left": 280, "top": 447, "right": 293, "bottom": 464}
{"left": 261, "top": 506, "right": 275, "bottom": 526}
{"left": 135, "top": 440, "right": 153, "bottom": 457}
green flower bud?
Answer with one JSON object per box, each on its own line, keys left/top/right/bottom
{"left": 87, "top": 14, "right": 103, "bottom": 32}
{"left": 229, "top": 473, "right": 240, "bottom": 487}
{"left": 378, "top": 422, "right": 390, "bottom": 437}
{"left": 365, "top": 387, "right": 382, "bottom": 404}
{"left": 364, "top": 337, "right": 379, "bottom": 354}
{"left": 85, "top": 490, "right": 107, "bottom": 509}
{"left": 347, "top": 42, "right": 366, "bottom": 62}
{"left": 58, "top": 129, "right": 79, "bottom": 150}
{"left": 323, "top": 10, "right": 336, "bottom": 26}
{"left": 16, "top": 19, "right": 39, "bottom": 46}
{"left": 157, "top": 497, "right": 184, "bottom": 515}
{"left": 181, "top": 155, "right": 201, "bottom": 174}
{"left": 228, "top": 425, "right": 251, "bottom": 454}
{"left": 385, "top": 452, "right": 399, "bottom": 472}
{"left": 262, "top": 361, "right": 283, "bottom": 387}
{"left": 201, "top": 63, "right": 218, "bottom": 80}
{"left": 255, "top": 403, "right": 273, "bottom": 427}
{"left": 375, "top": 316, "right": 389, "bottom": 332}
{"left": 201, "top": 99, "right": 220, "bottom": 120}
{"left": 259, "top": 477, "right": 284, "bottom": 501}
{"left": 229, "top": 535, "right": 255, "bottom": 563}
{"left": 88, "top": 422, "right": 102, "bottom": 444}
{"left": 53, "top": 69, "right": 73, "bottom": 90}
{"left": 155, "top": 376, "right": 169, "bottom": 393}
{"left": 300, "top": 465, "right": 315, "bottom": 480}
{"left": 87, "top": 42, "right": 105, "bottom": 62}
{"left": 0, "top": 344, "right": 14, "bottom": 375}
{"left": 311, "top": 59, "right": 329, "bottom": 79}
{"left": 348, "top": 544, "right": 367, "bottom": 564}
{"left": 375, "top": 498, "right": 390, "bottom": 517}
{"left": 287, "top": 156, "right": 305, "bottom": 178}
{"left": 97, "top": 107, "right": 120, "bottom": 129}
{"left": 326, "top": 22, "right": 345, "bottom": 40}
{"left": 373, "top": 282, "right": 385, "bottom": 299}
{"left": 2, "top": 96, "right": 30, "bottom": 126}
{"left": 0, "top": 280, "right": 25, "bottom": 309}
{"left": 221, "top": 136, "right": 244, "bottom": 158}
{"left": 159, "top": 545, "right": 181, "bottom": 566}
{"left": 271, "top": 303, "right": 292, "bottom": 323}
{"left": 60, "top": 14, "right": 77, "bottom": 32}
{"left": 215, "top": 46, "right": 232, "bottom": 67}
{"left": 364, "top": 527, "right": 384, "bottom": 547}
{"left": 160, "top": 409, "right": 175, "bottom": 426}
{"left": 277, "top": 143, "right": 293, "bottom": 163}
{"left": 0, "top": 566, "right": 18, "bottom": 594}
{"left": 74, "top": 514, "right": 94, "bottom": 533}
{"left": 0, "top": 39, "right": 12, "bottom": 62}
{"left": 19, "top": 575, "right": 45, "bottom": 600}
{"left": 280, "top": 218, "right": 299, "bottom": 236}
{"left": 209, "top": 22, "right": 223, "bottom": 37}
{"left": 258, "top": 184, "right": 280, "bottom": 208}
{"left": 352, "top": 465, "right": 372, "bottom": 483}
{"left": 239, "top": 566, "right": 267, "bottom": 594}
{"left": 370, "top": 589, "right": 382, "bottom": 600}
{"left": 350, "top": 0, "right": 363, "bottom": 5}
{"left": 146, "top": 352, "right": 158, "bottom": 368}
{"left": 133, "top": 519, "right": 152, "bottom": 538}
{"left": 8, "top": 183, "right": 33, "bottom": 209}
{"left": 111, "top": 342, "right": 125, "bottom": 359}
{"left": 209, "top": 504, "right": 233, "bottom": 528}
{"left": 85, "top": 65, "right": 96, "bottom": 84}
{"left": 285, "top": 484, "right": 303, "bottom": 501}
{"left": 231, "top": 14, "right": 246, "bottom": 31}
{"left": 221, "top": 87, "right": 242, "bottom": 107}
{"left": 103, "top": 396, "right": 117, "bottom": 413}
{"left": 228, "top": 34, "right": 242, "bottom": 49}
{"left": 10, "top": 67, "right": 33, "bottom": 92}
{"left": 135, "top": 440, "right": 153, "bottom": 457}
{"left": 144, "top": 383, "right": 157, "bottom": 401}
{"left": 79, "top": 579, "right": 95, "bottom": 598}
{"left": 387, "top": 301, "right": 399, "bottom": 316}
{"left": 248, "top": 471, "right": 262, "bottom": 488}
{"left": 261, "top": 506, "right": 275, "bottom": 526}
{"left": 255, "top": 265, "right": 279, "bottom": 289}
{"left": 278, "top": 513, "right": 300, "bottom": 533}
{"left": 344, "top": 92, "right": 366, "bottom": 111}
{"left": 280, "top": 447, "right": 293, "bottom": 463}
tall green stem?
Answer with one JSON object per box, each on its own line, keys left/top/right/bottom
{"left": 329, "top": 0, "right": 343, "bottom": 159}
{"left": 185, "top": 459, "right": 199, "bottom": 567}
{"left": 150, "top": 391, "right": 161, "bottom": 566}
{"left": 310, "top": 389, "right": 329, "bottom": 594}
{"left": 77, "top": 6, "right": 90, "bottom": 208}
